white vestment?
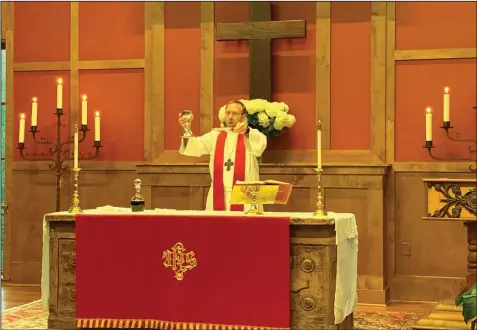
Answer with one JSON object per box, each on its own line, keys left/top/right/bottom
{"left": 179, "top": 129, "right": 267, "bottom": 211}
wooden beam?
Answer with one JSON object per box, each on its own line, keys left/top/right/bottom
{"left": 215, "top": 20, "right": 306, "bottom": 41}
{"left": 385, "top": 2, "right": 396, "bottom": 164}
{"left": 3, "top": 8, "right": 14, "bottom": 281}
{"left": 315, "top": 2, "right": 331, "bottom": 150}
{"left": 395, "top": 48, "right": 476, "bottom": 61}
{"left": 393, "top": 162, "right": 474, "bottom": 173}
{"left": 249, "top": 2, "right": 271, "bottom": 101}
{"left": 145, "top": 2, "right": 165, "bottom": 163}
{"left": 13, "top": 62, "right": 70, "bottom": 72}
{"left": 370, "top": 2, "right": 387, "bottom": 163}
{"left": 77, "top": 59, "right": 145, "bottom": 70}
{"left": 200, "top": 2, "right": 214, "bottom": 135}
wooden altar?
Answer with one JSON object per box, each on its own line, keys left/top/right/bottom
{"left": 43, "top": 212, "right": 356, "bottom": 330}
{"left": 412, "top": 178, "right": 476, "bottom": 330}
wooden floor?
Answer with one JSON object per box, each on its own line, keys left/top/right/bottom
{"left": 2, "top": 285, "right": 42, "bottom": 311}
{"left": 1, "top": 284, "right": 436, "bottom": 313}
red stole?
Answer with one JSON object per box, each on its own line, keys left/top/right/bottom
{"left": 213, "top": 132, "right": 246, "bottom": 211}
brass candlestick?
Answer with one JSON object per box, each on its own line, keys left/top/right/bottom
{"left": 313, "top": 167, "right": 327, "bottom": 217}
{"left": 68, "top": 168, "right": 83, "bottom": 214}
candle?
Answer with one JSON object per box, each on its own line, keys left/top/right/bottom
{"left": 425, "top": 107, "right": 432, "bottom": 142}
{"left": 74, "top": 127, "right": 78, "bottom": 169}
{"left": 31, "top": 97, "right": 38, "bottom": 127}
{"left": 317, "top": 122, "right": 322, "bottom": 170}
{"left": 19, "top": 113, "right": 26, "bottom": 143}
{"left": 57, "top": 78, "right": 63, "bottom": 109}
{"left": 443, "top": 87, "right": 450, "bottom": 122}
{"left": 94, "top": 111, "right": 100, "bottom": 141}
{"left": 81, "top": 95, "right": 88, "bottom": 126}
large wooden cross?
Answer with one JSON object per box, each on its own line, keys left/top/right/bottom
{"left": 215, "top": 2, "right": 306, "bottom": 101}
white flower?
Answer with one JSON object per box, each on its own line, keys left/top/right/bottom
{"left": 246, "top": 99, "right": 268, "bottom": 115}
{"left": 284, "top": 114, "right": 296, "bottom": 128}
{"left": 218, "top": 106, "right": 226, "bottom": 124}
{"left": 273, "top": 114, "right": 287, "bottom": 131}
{"left": 265, "top": 102, "right": 280, "bottom": 118}
{"left": 279, "top": 102, "right": 289, "bottom": 113}
{"left": 256, "top": 111, "right": 270, "bottom": 127}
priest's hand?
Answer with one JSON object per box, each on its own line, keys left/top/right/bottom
{"left": 233, "top": 121, "right": 248, "bottom": 134}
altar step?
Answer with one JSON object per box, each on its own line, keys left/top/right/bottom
{"left": 411, "top": 300, "right": 472, "bottom": 330}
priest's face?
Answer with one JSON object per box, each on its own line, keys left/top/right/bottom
{"left": 225, "top": 103, "right": 246, "bottom": 128}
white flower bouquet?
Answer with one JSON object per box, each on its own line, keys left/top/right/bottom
{"left": 218, "top": 99, "right": 296, "bottom": 138}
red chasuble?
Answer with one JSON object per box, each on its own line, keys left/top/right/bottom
{"left": 213, "top": 132, "right": 246, "bottom": 211}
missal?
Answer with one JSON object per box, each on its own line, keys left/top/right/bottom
{"left": 232, "top": 180, "right": 292, "bottom": 205}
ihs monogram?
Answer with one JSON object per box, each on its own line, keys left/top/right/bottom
{"left": 162, "top": 242, "right": 197, "bottom": 280}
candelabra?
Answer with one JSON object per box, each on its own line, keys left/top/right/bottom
{"left": 424, "top": 106, "right": 476, "bottom": 172}
{"left": 17, "top": 108, "right": 103, "bottom": 212}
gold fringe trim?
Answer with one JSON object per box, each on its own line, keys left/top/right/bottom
{"left": 74, "top": 318, "right": 290, "bottom": 330}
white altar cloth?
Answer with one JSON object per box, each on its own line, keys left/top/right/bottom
{"left": 41, "top": 207, "right": 358, "bottom": 324}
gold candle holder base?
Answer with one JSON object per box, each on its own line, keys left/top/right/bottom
{"left": 313, "top": 167, "right": 327, "bottom": 217}
{"left": 68, "top": 167, "right": 83, "bottom": 214}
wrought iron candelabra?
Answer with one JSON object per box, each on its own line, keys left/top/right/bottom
{"left": 424, "top": 106, "right": 476, "bottom": 172}
{"left": 17, "top": 108, "right": 103, "bottom": 211}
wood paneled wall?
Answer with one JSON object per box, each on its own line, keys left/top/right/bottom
{"left": 2, "top": 2, "right": 476, "bottom": 306}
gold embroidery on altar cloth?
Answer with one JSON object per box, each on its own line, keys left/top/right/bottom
{"left": 162, "top": 242, "right": 197, "bottom": 280}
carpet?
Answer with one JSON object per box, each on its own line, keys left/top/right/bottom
{"left": 2, "top": 300, "right": 423, "bottom": 330}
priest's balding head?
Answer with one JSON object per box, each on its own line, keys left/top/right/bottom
{"left": 224, "top": 100, "right": 247, "bottom": 129}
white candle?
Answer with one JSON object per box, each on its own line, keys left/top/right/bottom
{"left": 31, "top": 97, "right": 38, "bottom": 127}
{"left": 74, "top": 128, "right": 78, "bottom": 169}
{"left": 94, "top": 111, "right": 100, "bottom": 141}
{"left": 57, "top": 78, "right": 63, "bottom": 109}
{"left": 443, "top": 87, "right": 450, "bottom": 122}
{"left": 425, "top": 107, "right": 432, "bottom": 142}
{"left": 19, "top": 113, "right": 26, "bottom": 143}
{"left": 81, "top": 95, "right": 88, "bottom": 126}
{"left": 317, "top": 121, "right": 322, "bottom": 170}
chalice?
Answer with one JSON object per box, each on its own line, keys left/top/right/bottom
{"left": 180, "top": 110, "right": 194, "bottom": 138}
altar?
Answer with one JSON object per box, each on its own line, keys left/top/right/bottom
{"left": 41, "top": 208, "right": 357, "bottom": 329}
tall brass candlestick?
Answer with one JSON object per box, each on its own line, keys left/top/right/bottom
{"left": 68, "top": 168, "right": 83, "bottom": 214}
{"left": 313, "top": 121, "right": 327, "bottom": 217}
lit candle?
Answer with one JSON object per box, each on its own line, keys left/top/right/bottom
{"left": 31, "top": 97, "right": 38, "bottom": 127}
{"left": 19, "top": 113, "right": 26, "bottom": 143}
{"left": 425, "top": 107, "right": 432, "bottom": 142}
{"left": 81, "top": 95, "right": 87, "bottom": 126}
{"left": 443, "top": 87, "right": 450, "bottom": 123}
{"left": 74, "top": 127, "right": 78, "bottom": 169}
{"left": 57, "top": 78, "right": 63, "bottom": 109}
{"left": 94, "top": 111, "right": 100, "bottom": 141}
{"left": 317, "top": 121, "right": 322, "bottom": 170}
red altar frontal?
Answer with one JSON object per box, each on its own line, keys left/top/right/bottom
{"left": 74, "top": 214, "right": 291, "bottom": 330}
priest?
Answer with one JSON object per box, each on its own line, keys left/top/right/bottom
{"left": 178, "top": 101, "right": 267, "bottom": 212}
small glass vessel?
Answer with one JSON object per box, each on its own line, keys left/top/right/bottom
{"left": 130, "top": 179, "right": 145, "bottom": 212}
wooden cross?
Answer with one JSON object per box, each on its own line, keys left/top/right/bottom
{"left": 215, "top": 2, "right": 306, "bottom": 101}
{"left": 224, "top": 158, "right": 234, "bottom": 171}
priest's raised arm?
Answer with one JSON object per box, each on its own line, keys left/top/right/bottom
{"left": 179, "top": 131, "right": 215, "bottom": 157}
{"left": 177, "top": 101, "right": 267, "bottom": 212}
{"left": 246, "top": 128, "right": 267, "bottom": 157}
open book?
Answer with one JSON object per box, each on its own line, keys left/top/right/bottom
{"left": 232, "top": 180, "right": 292, "bottom": 204}
{"left": 234, "top": 179, "right": 288, "bottom": 185}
